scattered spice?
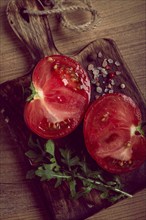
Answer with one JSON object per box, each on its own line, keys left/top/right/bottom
{"left": 107, "top": 84, "right": 112, "bottom": 89}
{"left": 0, "top": 108, "right": 5, "bottom": 114}
{"left": 116, "top": 71, "right": 121, "bottom": 76}
{"left": 104, "top": 88, "right": 108, "bottom": 93}
{"left": 115, "top": 61, "right": 120, "bottom": 66}
{"left": 120, "top": 83, "right": 126, "bottom": 89}
{"left": 93, "top": 69, "right": 100, "bottom": 75}
{"left": 109, "top": 72, "right": 115, "bottom": 79}
{"left": 108, "top": 89, "right": 114, "bottom": 93}
{"left": 91, "top": 79, "right": 97, "bottom": 84}
{"left": 5, "top": 117, "right": 9, "bottom": 123}
{"left": 96, "top": 86, "right": 103, "bottom": 93}
{"left": 108, "top": 58, "right": 113, "bottom": 64}
{"left": 88, "top": 64, "right": 94, "bottom": 71}
{"left": 102, "top": 59, "right": 108, "bottom": 68}
{"left": 110, "top": 79, "right": 115, "bottom": 85}
{"left": 87, "top": 51, "right": 125, "bottom": 97}
{"left": 98, "top": 51, "right": 103, "bottom": 58}
{"left": 101, "top": 68, "right": 108, "bottom": 75}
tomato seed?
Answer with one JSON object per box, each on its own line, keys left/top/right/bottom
{"left": 55, "top": 122, "right": 61, "bottom": 129}
{"left": 47, "top": 57, "right": 54, "bottom": 62}
{"left": 53, "top": 64, "right": 58, "bottom": 70}
{"left": 119, "top": 161, "right": 124, "bottom": 166}
{"left": 101, "top": 112, "right": 109, "bottom": 121}
{"left": 127, "top": 142, "right": 131, "bottom": 147}
{"left": 62, "top": 78, "right": 68, "bottom": 86}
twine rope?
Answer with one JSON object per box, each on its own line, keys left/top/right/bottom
{"left": 24, "top": 0, "right": 100, "bottom": 31}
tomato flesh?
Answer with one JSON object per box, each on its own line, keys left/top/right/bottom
{"left": 24, "top": 55, "right": 91, "bottom": 139}
{"left": 83, "top": 93, "right": 146, "bottom": 174}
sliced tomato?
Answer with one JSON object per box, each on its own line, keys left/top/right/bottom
{"left": 83, "top": 93, "right": 146, "bottom": 174}
{"left": 24, "top": 55, "right": 91, "bottom": 139}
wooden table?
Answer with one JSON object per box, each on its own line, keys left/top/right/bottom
{"left": 0, "top": 0, "right": 146, "bottom": 220}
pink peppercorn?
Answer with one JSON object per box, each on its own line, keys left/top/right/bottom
{"left": 109, "top": 72, "right": 115, "bottom": 78}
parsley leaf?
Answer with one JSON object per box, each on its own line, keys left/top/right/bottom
{"left": 25, "top": 139, "right": 132, "bottom": 202}
{"left": 45, "top": 140, "right": 55, "bottom": 156}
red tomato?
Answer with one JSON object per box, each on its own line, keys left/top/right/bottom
{"left": 83, "top": 93, "right": 146, "bottom": 174}
{"left": 24, "top": 55, "right": 91, "bottom": 139}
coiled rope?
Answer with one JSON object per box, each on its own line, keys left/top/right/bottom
{"left": 24, "top": 0, "right": 100, "bottom": 32}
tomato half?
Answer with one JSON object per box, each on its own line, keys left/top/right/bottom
{"left": 24, "top": 55, "right": 91, "bottom": 139}
{"left": 83, "top": 93, "right": 146, "bottom": 174}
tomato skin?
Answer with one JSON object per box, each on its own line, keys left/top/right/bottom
{"left": 24, "top": 55, "right": 91, "bottom": 139}
{"left": 83, "top": 93, "right": 146, "bottom": 174}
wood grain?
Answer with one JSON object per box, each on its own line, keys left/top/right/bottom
{"left": 0, "top": 0, "right": 146, "bottom": 220}
{"left": 1, "top": 37, "right": 145, "bottom": 220}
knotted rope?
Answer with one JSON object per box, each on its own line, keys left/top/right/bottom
{"left": 24, "top": 0, "right": 100, "bottom": 31}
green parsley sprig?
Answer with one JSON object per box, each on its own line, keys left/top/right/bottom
{"left": 25, "top": 137, "right": 132, "bottom": 202}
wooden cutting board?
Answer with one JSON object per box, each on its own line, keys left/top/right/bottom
{"left": 0, "top": 0, "right": 146, "bottom": 220}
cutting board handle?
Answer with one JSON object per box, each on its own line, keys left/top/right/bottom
{"left": 7, "top": 0, "right": 59, "bottom": 63}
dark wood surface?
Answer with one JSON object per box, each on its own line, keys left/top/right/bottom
{"left": 0, "top": 1, "right": 146, "bottom": 220}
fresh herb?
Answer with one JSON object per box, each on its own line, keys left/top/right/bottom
{"left": 26, "top": 83, "right": 37, "bottom": 101}
{"left": 25, "top": 136, "right": 46, "bottom": 164}
{"left": 25, "top": 138, "right": 132, "bottom": 202}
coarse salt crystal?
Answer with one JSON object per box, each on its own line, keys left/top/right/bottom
{"left": 110, "top": 79, "right": 115, "bottom": 85}
{"left": 62, "top": 78, "right": 68, "bottom": 86}
{"left": 96, "top": 82, "right": 100, "bottom": 86}
{"left": 107, "top": 84, "right": 112, "bottom": 89}
{"left": 120, "top": 83, "right": 126, "bottom": 89}
{"left": 116, "top": 71, "right": 121, "bottom": 76}
{"left": 108, "top": 89, "right": 114, "bottom": 93}
{"left": 5, "top": 117, "right": 9, "bottom": 123}
{"left": 88, "top": 64, "right": 94, "bottom": 71}
{"left": 98, "top": 51, "right": 103, "bottom": 58}
{"left": 104, "top": 88, "right": 108, "bottom": 93}
{"left": 101, "top": 69, "right": 108, "bottom": 76}
{"left": 115, "top": 61, "right": 120, "bottom": 66}
{"left": 91, "top": 79, "right": 97, "bottom": 84}
{"left": 108, "top": 58, "right": 113, "bottom": 64}
{"left": 97, "top": 67, "right": 102, "bottom": 71}
{"left": 93, "top": 69, "right": 100, "bottom": 76}
{"left": 0, "top": 108, "right": 5, "bottom": 114}
{"left": 96, "top": 86, "right": 103, "bottom": 93}
{"left": 102, "top": 59, "right": 108, "bottom": 68}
